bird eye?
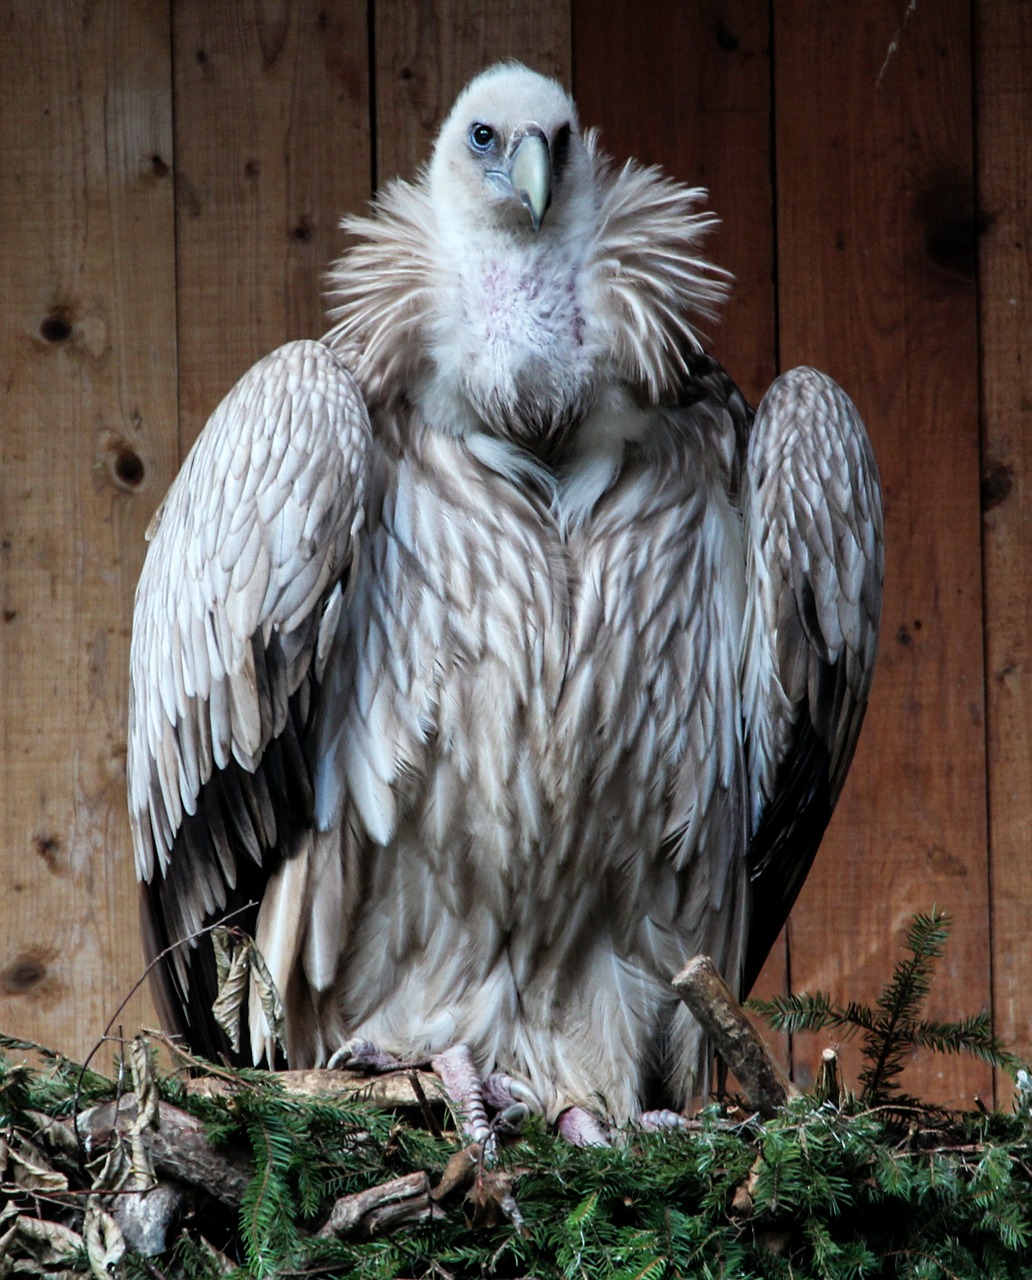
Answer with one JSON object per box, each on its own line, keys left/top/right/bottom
{"left": 469, "top": 123, "right": 496, "bottom": 153}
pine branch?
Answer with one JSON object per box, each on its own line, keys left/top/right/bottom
{"left": 750, "top": 908, "right": 1016, "bottom": 1109}
{"left": 240, "top": 1108, "right": 302, "bottom": 1277}
{"left": 910, "top": 1015, "right": 1021, "bottom": 1074}
{"left": 859, "top": 908, "right": 951, "bottom": 1105}
{"left": 747, "top": 990, "right": 882, "bottom": 1040}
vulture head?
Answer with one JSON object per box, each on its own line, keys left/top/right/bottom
{"left": 427, "top": 61, "right": 591, "bottom": 238}
{"left": 329, "top": 63, "right": 729, "bottom": 465}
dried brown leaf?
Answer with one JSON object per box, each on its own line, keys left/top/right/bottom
{"left": 465, "top": 1168, "right": 525, "bottom": 1234}
{"left": 8, "top": 1137, "right": 68, "bottom": 1193}
{"left": 247, "top": 940, "right": 286, "bottom": 1054}
{"left": 210, "top": 930, "right": 249, "bottom": 1054}
{"left": 11, "top": 1216, "right": 82, "bottom": 1263}
{"left": 86, "top": 1143, "right": 130, "bottom": 1195}
{"left": 84, "top": 1203, "right": 125, "bottom": 1280}
{"left": 24, "top": 1113, "right": 78, "bottom": 1159}
{"left": 431, "top": 1144, "right": 480, "bottom": 1201}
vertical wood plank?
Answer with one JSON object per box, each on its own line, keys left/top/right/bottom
{"left": 373, "top": 0, "right": 570, "bottom": 184}
{"left": 977, "top": 0, "right": 1032, "bottom": 1075}
{"left": 172, "top": 0, "right": 371, "bottom": 446}
{"left": 0, "top": 0, "right": 175, "bottom": 1060}
{"left": 774, "top": 0, "right": 991, "bottom": 1103}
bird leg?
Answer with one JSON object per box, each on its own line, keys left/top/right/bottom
{"left": 430, "top": 1044, "right": 493, "bottom": 1143}
{"left": 327, "top": 1038, "right": 532, "bottom": 1143}
{"left": 331, "top": 1039, "right": 619, "bottom": 1146}
{"left": 557, "top": 1106, "right": 686, "bottom": 1144}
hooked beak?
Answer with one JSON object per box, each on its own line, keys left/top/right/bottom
{"left": 498, "top": 125, "right": 552, "bottom": 231}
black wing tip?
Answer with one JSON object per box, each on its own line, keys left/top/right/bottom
{"left": 742, "top": 704, "right": 834, "bottom": 995}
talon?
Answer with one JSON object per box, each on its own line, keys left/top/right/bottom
{"left": 483, "top": 1072, "right": 540, "bottom": 1113}
{"left": 328, "top": 1037, "right": 421, "bottom": 1073}
{"left": 492, "top": 1101, "right": 530, "bottom": 1136}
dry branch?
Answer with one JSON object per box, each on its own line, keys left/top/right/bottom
{"left": 185, "top": 1066, "right": 445, "bottom": 1110}
{"left": 316, "top": 1171, "right": 439, "bottom": 1239}
{"left": 75, "top": 1094, "right": 251, "bottom": 1206}
{"left": 672, "top": 954, "right": 798, "bottom": 1117}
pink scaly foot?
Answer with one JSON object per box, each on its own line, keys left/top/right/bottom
{"left": 327, "top": 1038, "right": 424, "bottom": 1073}
{"left": 557, "top": 1105, "right": 611, "bottom": 1146}
{"left": 639, "top": 1108, "right": 688, "bottom": 1131}
{"left": 431, "top": 1043, "right": 492, "bottom": 1143}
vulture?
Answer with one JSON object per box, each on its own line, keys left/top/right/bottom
{"left": 129, "top": 62, "right": 883, "bottom": 1140}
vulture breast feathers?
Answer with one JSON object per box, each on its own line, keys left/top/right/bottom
{"left": 128, "top": 62, "right": 883, "bottom": 1128}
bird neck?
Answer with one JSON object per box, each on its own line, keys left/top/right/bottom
{"left": 417, "top": 227, "right": 598, "bottom": 461}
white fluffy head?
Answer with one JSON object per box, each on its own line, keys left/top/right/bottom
{"left": 434, "top": 62, "right": 578, "bottom": 156}
{"left": 427, "top": 62, "right": 594, "bottom": 243}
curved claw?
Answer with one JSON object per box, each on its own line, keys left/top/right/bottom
{"left": 328, "top": 1038, "right": 422, "bottom": 1073}
{"left": 493, "top": 1102, "right": 531, "bottom": 1136}
{"left": 483, "top": 1072, "right": 541, "bottom": 1113}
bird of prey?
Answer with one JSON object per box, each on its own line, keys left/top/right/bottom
{"left": 128, "top": 62, "right": 882, "bottom": 1139}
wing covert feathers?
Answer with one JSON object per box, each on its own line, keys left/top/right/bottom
{"left": 740, "top": 367, "right": 883, "bottom": 989}
{"left": 127, "top": 340, "right": 370, "bottom": 1047}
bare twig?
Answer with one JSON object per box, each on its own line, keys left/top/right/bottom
{"left": 814, "top": 1047, "right": 841, "bottom": 1106}
{"left": 672, "top": 955, "right": 798, "bottom": 1118}
{"left": 316, "top": 1171, "right": 438, "bottom": 1239}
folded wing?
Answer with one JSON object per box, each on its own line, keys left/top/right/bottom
{"left": 128, "top": 340, "right": 370, "bottom": 1059}
{"left": 740, "top": 367, "right": 884, "bottom": 991}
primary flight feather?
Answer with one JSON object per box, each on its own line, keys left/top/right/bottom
{"left": 129, "top": 62, "right": 882, "bottom": 1134}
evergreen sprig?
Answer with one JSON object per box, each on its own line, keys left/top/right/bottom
{"left": 5, "top": 1045, "right": 1032, "bottom": 1279}
{"left": 749, "top": 908, "right": 1020, "bottom": 1105}
{"left": 3, "top": 912, "right": 1031, "bottom": 1278}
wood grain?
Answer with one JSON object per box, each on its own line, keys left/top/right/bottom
{"left": 0, "top": 0, "right": 174, "bottom": 1060}
{"left": 172, "top": 0, "right": 371, "bottom": 448}
{"left": 977, "top": 0, "right": 1032, "bottom": 1078}
{"left": 773, "top": 0, "right": 992, "bottom": 1104}
{"left": 673, "top": 956, "right": 797, "bottom": 1117}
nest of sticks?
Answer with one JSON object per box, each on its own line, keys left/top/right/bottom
{"left": 2, "top": 952, "right": 1030, "bottom": 1280}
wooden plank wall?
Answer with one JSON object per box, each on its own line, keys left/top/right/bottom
{"left": 1, "top": 0, "right": 1028, "bottom": 1108}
